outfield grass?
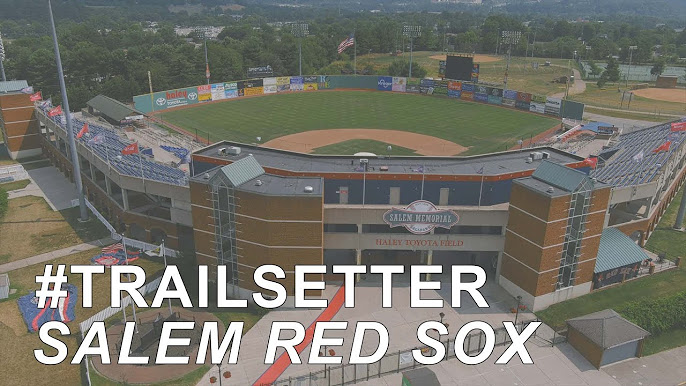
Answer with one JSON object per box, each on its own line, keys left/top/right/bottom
{"left": 313, "top": 139, "right": 418, "bottom": 156}
{"left": 644, "top": 182, "right": 686, "bottom": 260}
{"left": 0, "top": 250, "right": 163, "bottom": 386}
{"left": 160, "top": 91, "right": 558, "bottom": 156}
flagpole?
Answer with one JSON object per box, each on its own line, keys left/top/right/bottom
{"left": 421, "top": 165, "right": 425, "bottom": 200}
{"left": 163, "top": 240, "right": 172, "bottom": 316}
{"left": 478, "top": 165, "right": 485, "bottom": 208}
{"left": 48, "top": 0, "right": 88, "bottom": 222}
{"left": 354, "top": 32, "right": 357, "bottom": 76}
{"left": 122, "top": 235, "right": 138, "bottom": 333}
{"left": 138, "top": 143, "right": 144, "bottom": 180}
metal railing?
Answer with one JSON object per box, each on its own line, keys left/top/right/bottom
{"left": 270, "top": 320, "right": 549, "bottom": 386}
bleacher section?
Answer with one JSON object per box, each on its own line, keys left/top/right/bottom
{"left": 38, "top": 102, "right": 188, "bottom": 186}
{"left": 593, "top": 119, "right": 686, "bottom": 187}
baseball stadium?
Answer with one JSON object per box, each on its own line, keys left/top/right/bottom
{"left": 1, "top": 70, "right": 685, "bottom": 315}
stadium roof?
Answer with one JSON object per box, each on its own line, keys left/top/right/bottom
{"left": 532, "top": 160, "right": 591, "bottom": 192}
{"left": 567, "top": 309, "right": 649, "bottom": 349}
{"left": 594, "top": 228, "right": 648, "bottom": 273}
{"left": 86, "top": 94, "right": 140, "bottom": 122}
{"left": 0, "top": 80, "right": 29, "bottom": 94}
{"left": 195, "top": 142, "right": 586, "bottom": 176}
{"left": 212, "top": 155, "right": 265, "bottom": 187}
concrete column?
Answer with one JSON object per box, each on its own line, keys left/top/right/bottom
{"left": 89, "top": 162, "right": 96, "bottom": 182}
{"left": 495, "top": 251, "right": 504, "bottom": 282}
{"left": 105, "top": 177, "right": 112, "bottom": 196}
{"left": 122, "top": 188, "right": 130, "bottom": 211}
{"left": 674, "top": 190, "right": 686, "bottom": 230}
{"left": 426, "top": 250, "right": 434, "bottom": 281}
{"left": 355, "top": 249, "right": 362, "bottom": 282}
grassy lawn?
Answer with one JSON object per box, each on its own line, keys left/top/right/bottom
{"left": 0, "top": 250, "right": 164, "bottom": 386}
{"left": 0, "top": 179, "right": 31, "bottom": 191}
{"left": 537, "top": 267, "right": 686, "bottom": 331}
{"left": 644, "top": 183, "right": 686, "bottom": 260}
{"left": 0, "top": 196, "right": 110, "bottom": 264}
{"left": 313, "top": 139, "right": 418, "bottom": 156}
{"left": 643, "top": 327, "right": 686, "bottom": 356}
{"left": 584, "top": 107, "right": 669, "bottom": 123}
{"left": 160, "top": 91, "right": 558, "bottom": 156}
{"left": 570, "top": 85, "right": 686, "bottom": 116}
{"left": 89, "top": 362, "right": 211, "bottom": 386}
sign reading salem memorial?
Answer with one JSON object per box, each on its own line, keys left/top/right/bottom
{"left": 383, "top": 200, "right": 459, "bottom": 235}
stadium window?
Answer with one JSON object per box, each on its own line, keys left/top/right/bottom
{"left": 439, "top": 188, "right": 450, "bottom": 206}
{"left": 389, "top": 187, "right": 400, "bottom": 205}
{"left": 323, "top": 224, "right": 358, "bottom": 233}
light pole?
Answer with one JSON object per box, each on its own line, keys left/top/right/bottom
{"left": 204, "top": 34, "right": 210, "bottom": 85}
{"left": 403, "top": 25, "right": 421, "bottom": 79}
{"left": 514, "top": 295, "right": 523, "bottom": 325}
{"left": 291, "top": 23, "right": 309, "bottom": 77}
{"left": 501, "top": 31, "right": 522, "bottom": 95}
{"left": 626, "top": 45, "right": 637, "bottom": 88}
{"left": 48, "top": 0, "right": 88, "bottom": 221}
{"left": 0, "top": 31, "right": 6, "bottom": 81}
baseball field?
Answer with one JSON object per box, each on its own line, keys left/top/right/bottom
{"left": 157, "top": 90, "right": 559, "bottom": 156}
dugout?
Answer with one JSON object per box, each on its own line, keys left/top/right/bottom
{"left": 567, "top": 309, "right": 649, "bottom": 368}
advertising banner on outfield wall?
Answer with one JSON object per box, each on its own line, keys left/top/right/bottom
{"left": 529, "top": 102, "right": 545, "bottom": 114}
{"left": 448, "top": 90, "right": 462, "bottom": 98}
{"left": 447, "top": 81, "right": 462, "bottom": 91}
{"left": 461, "top": 91, "right": 474, "bottom": 100}
{"left": 471, "top": 64, "right": 480, "bottom": 82}
{"left": 532, "top": 94, "right": 546, "bottom": 104}
{"left": 303, "top": 76, "right": 319, "bottom": 91}
{"left": 420, "top": 79, "right": 435, "bottom": 94}
{"left": 198, "top": 84, "right": 212, "bottom": 102}
{"left": 151, "top": 87, "right": 199, "bottom": 110}
{"left": 211, "top": 83, "right": 226, "bottom": 101}
{"left": 244, "top": 86, "right": 264, "bottom": 96}
{"left": 545, "top": 97, "right": 562, "bottom": 116}
{"left": 516, "top": 92, "right": 532, "bottom": 103}
{"left": 318, "top": 76, "right": 332, "bottom": 90}
{"left": 263, "top": 78, "right": 277, "bottom": 94}
{"left": 474, "top": 85, "right": 488, "bottom": 102}
{"left": 515, "top": 100, "right": 530, "bottom": 111}
{"left": 487, "top": 87, "right": 502, "bottom": 105}
{"left": 224, "top": 82, "right": 239, "bottom": 99}
{"left": 392, "top": 77, "right": 407, "bottom": 92}
{"left": 290, "top": 76, "right": 304, "bottom": 91}
{"left": 433, "top": 80, "right": 448, "bottom": 96}
{"left": 276, "top": 77, "right": 291, "bottom": 92}
{"left": 503, "top": 89, "right": 517, "bottom": 107}
{"left": 377, "top": 76, "right": 393, "bottom": 91}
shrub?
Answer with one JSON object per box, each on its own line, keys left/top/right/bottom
{"left": 619, "top": 290, "right": 686, "bottom": 334}
{"left": 0, "top": 187, "right": 7, "bottom": 220}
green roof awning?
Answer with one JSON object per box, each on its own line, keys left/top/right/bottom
{"left": 0, "top": 80, "right": 29, "bottom": 93}
{"left": 594, "top": 228, "right": 649, "bottom": 273}
{"left": 86, "top": 94, "right": 140, "bottom": 122}
{"left": 532, "top": 160, "right": 591, "bottom": 192}
{"left": 211, "top": 155, "right": 265, "bottom": 188}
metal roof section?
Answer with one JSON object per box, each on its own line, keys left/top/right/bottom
{"left": 594, "top": 228, "right": 649, "bottom": 273}
{"left": 212, "top": 155, "right": 265, "bottom": 188}
{"left": 531, "top": 160, "right": 591, "bottom": 193}
{"left": 567, "top": 309, "right": 650, "bottom": 349}
{"left": 0, "top": 80, "right": 29, "bottom": 93}
{"left": 195, "top": 142, "right": 586, "bottom": 176}
{"left": 86, "top": 94, "right": 140, "bottom": 122}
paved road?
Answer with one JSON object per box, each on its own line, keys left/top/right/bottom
{"left": 552, "top": 68, "right": 586, "bottom": 99}
{"left": 0, "top": 237, "right": 114, "bottom": 273}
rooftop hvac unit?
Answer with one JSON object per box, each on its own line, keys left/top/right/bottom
{"left": 526, "top": 157, "right": 533, "bottom": 163}
{"left": 359, "top": 158, "right": 369, "bottom": 164}
{"left": 218, "top": 147, "right": 227, "bottom": 155}
{"left": 380, "top": 166, "right": 389, "bottom": 171}
{"left": 547, "top": 187, "right": 555, "bottom": 193}
{"left": 255, "top": 179, "right": 263, "bottom": 186}
{"left": 542, "top": 152, "right": 550, "bottom": 159}
{"left": 304, "top": 186, "right": 314, "bottom": 193}
{"left": 227, "top": 146, "right": 241, "bottom": 156}
{"left": 532, "top": 152, "right": 544, "bottom": 161}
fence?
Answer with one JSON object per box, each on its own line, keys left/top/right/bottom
{"left": 270, "top": 320, "right": 554, "bottom": 386}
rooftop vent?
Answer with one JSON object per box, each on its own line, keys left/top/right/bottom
{"left": 526, "top": 157, "right": 533, "bottom": 164}
{"left": 203, "top": 173, "right": 210, "bottom": 180}
{"left": 255, "top": 179, "right": 263, "bottom": 186}
{"left": 304, "top": 186, "right": 314, "bottom": 193}
{"left": 218, "top": 147, "right": 227, "bottom": 155}
{"left": 380, "top": 166, "right": 389, "bottom": 171}
{"left": 227, "top": 146, "right": 241, "bottom": 156}
{"left": 547, "top": 187, "right": 554, "bottom": 193}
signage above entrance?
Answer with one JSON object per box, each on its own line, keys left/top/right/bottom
{"left": 383, "top": 200, "right": 459, "bottom": 235}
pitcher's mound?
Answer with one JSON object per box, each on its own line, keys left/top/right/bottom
{"left": 262, "top": 129, "right": 468, "bottom": 156}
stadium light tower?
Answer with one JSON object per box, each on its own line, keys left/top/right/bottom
{"left": 626, "top": 45, "right": 637, "bottom": 88}
{"left": 403, "top": 25, "right": 421, "bottom": 78}
{"left": 0, "top": 31, "right": 6, "bottom": 81}
{"left": 501, "top": 30, "right": 522, "bottom": 94}
{"left": 48, "top": 0, "right": 88, "bottom": 221}
{"left": 291, "top": 23, "right": 309, "bottom": 77}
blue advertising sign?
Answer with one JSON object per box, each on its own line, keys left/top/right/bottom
{"left": 377, "top": 76, "right": 393, "bottom": 91}
{"left": 461, "top": 83, "right": 475, "bottom": 92}
{"left": 448, "top": 90, "right": 462, "bottom": 98}
{"left": 503, "top": 90, "right": 518, "bottom": 100}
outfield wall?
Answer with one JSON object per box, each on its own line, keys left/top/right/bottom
{"left": 133, "top": 75, "right": 585, "bottom": 121}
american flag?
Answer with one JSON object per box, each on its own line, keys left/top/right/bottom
{"left": 102, "top": 243, "right": 123, "bottom": 253}
{"left": 337, "top": 34, "right": 355, "bottom": 54}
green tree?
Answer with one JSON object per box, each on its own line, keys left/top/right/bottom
{"left": 605, "top": 57, "right": 621, "bottom": 82}
{"left": 588, "top": 60, "right": 602, "bottom": 77}
{"left": 650, "top": 58, "right": 666, "bottom": 76}
{"left": 387, "top": 59, "right": 427, "bottom": 78}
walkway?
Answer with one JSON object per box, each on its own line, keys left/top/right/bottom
{"left": 7, "top": 165, "right": 78, "bottom": 211}
{"left": 603, "top": 344, "right": 686, "bottom": 385}
{"left": 551, "top": 68, "right": 587, "bottom": 99}
{"left": 0, "top": 236, "right": 114, "bottom": 273}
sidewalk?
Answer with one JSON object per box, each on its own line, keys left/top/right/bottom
{"left": 0, "top": 236, "right": 114, "bottom": 273}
